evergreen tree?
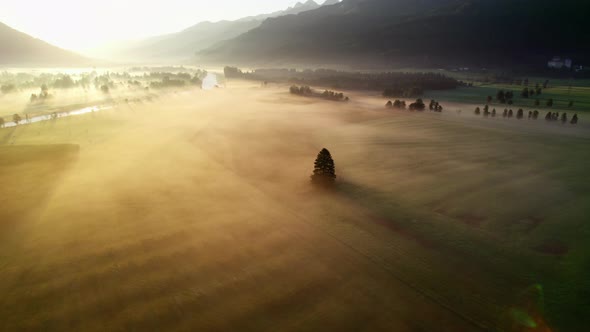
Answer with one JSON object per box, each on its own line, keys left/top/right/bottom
{"left": 517, "top": 109, "right": 524, "bottom": 119}
{"left": 561, "top": 113, "right": 568, "bottom": 123}
{"left": 571, "top": 114, "right": 578, "bottom": 125}
{"left": 475, "top": 107, "right": 481, "bottom": 115}
{"left": 311, "top": 148, "right": 336, "bottom": 186}
{"left": 386, "top": 101, "right": 393, "bottom": 108}
{"left": 491, "top": 108, "right": 496, "bottom": 117}
{"left": 508, "top": 109, "right": 514, "bottom": 118}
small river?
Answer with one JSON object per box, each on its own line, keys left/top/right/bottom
{"left": 0, "top": 72, "right": 220, "bottom": 129}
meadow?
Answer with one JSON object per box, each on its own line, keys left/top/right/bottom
{"left": 1, "top": 79, "right": 589, "bottom": 331}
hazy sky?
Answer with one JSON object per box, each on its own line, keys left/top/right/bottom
{"left": 1, "top": 0, "right": 305, "bottom": 51}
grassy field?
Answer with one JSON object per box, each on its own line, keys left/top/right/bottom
{"left": 427, "top": 82, "right": 590, "bottom": 114}
{"left": 1, "top": 81, "right": 589, "bottom": 331}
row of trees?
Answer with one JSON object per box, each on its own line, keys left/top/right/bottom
{"left": 474, "top": 106, "right": 579, "bottom": 124}
{"left": 0, "top": 114, "right": 23, "bottom": 127}
{"left": 495, "top": 90, "right": 515, "bottom": 104}
{"left": 226, "top": 66, "right": 459, "bottom": 95}
{"left": 545, "top": 112, "right": 578, "bottom": 124}
{"left": 521, "top": 86, "right": 543, "bottom": 98}
{"left": 386, "top": 100, "right": 406, "bottom": 109}
{"left": 321, "top": 90, "right": 349, "bottom": 101}
{"left": 386, "top": 99, "right": 443, "bottom": 112}
{"left": 494, "top": 89, "right": 575, "bottom": 109}
{"left": 290, "top": 85, "right": 312, "bottom": 96}
{"left": 1, "top": 111, "right": 67, "bottom": 127}
{"left": 1, "top": 70, "right": 206, "bottom": 96}
{"left": 503, "top": 78, "right": 550, "bottom": 88}
{"left": 289, "top": 86, "right": 349, "bottom": 102}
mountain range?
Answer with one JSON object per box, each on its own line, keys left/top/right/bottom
{"left": 90, "top": 0, "right": 339, "bottom": 63}
{"left": 3, "top": 0, "right": 589, "bottom": 68}
{"left": 0, "top": 22, "right": 90, "bottom": 66}
{"left": 198, "top": 0, "right": 590, "bottom": 67}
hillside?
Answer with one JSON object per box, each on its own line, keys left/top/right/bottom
{"left": 198, "top": 0, "right": 590, "bottom": 68}
{"left": 0, "top": 22, "right": 91, "bottom": 67}
{"left": 94, "top": 0, "right": 333, "bottom": 63}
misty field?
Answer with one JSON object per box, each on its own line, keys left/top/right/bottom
{"left": 1, "top": 81, "right": 589, "bottom": 331}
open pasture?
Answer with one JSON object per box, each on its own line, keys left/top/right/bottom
{"left": 1, "top": 81, "right": 589, "bottom": 331}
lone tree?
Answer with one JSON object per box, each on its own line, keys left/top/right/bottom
{"left": 311, "top": 148, "right": 336, "bottom": 186}
{"left": 13, "top": 114, "right": 22, "bottom": 125}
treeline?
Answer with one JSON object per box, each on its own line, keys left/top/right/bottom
{"left": 0, "top": 70, "right": 206, "bottom": 93}
{"left": 289, "top": 86, "right": 349, "bottom": 102}
{"left": 492, "top": 89, "right": 573, "bottom": 109}
{"left": 226, "top": 67, "right": 459, "bottom": 95}
{"left": 385, "top": 99, "right": 443, "bottom": 112}
{"left": 129, "top": 66, "right": 204, "bottom": 74}
{"left": 473, "top": 105, "right": 579, "bottom": 125}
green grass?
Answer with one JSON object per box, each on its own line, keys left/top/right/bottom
{"left": 427, "top": 82, "right": 590, "bottom": 113}
{"left": 1, "top": 83, "right": 589, "bottom": 331}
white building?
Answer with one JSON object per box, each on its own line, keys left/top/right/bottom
{"left": 548, "top": 56, "right": 573, "bottom": 69}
